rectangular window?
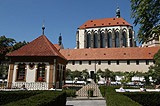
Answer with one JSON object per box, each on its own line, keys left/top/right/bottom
{"left": 89, "top": 61, "right": 91, "bottom": 65}
{"left": 146, "top": 60, "right": 149, "bottom": 65}
{"left": 98, "top": 61, "right": 101, "bottom": 65}
{"left": 127, "top": 60, "right": 130, "bottom": 65}
{"left": 136, "top": 60, "right": 139, "bottom": 65}
{"left": 72, "top": 61, "right": 75, "bottom": 65}
{"left": 117, "top": 60, "right": 119, "bottom": 65}
{"left": 79, "top": 61, "right": 82, "bottom": 65}
{"left": 108, "top": 61, "right": 111, "bottom": 65}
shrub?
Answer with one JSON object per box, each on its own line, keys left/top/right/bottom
{"left": 63, "top": 89, "right": 76, "bottom": 97}
{"left": 2, "top": 91, "right": 66, "bottom": 106}
{"left": 123, "top": 92, "right": 160, "bottom": 106}
{"left": 0, "top": 91, "right": 42, "bottom": 105}
{"left": 99, "top": 86, "right": 142, "bottom": 106}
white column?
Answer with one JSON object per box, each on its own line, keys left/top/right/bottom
{"left": 53, "top": 59, "right": 56, "bottom": 84}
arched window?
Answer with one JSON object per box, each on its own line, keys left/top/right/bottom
{"left": 115, "top": 31, "right": 119, "bottom": 47}
{"left": 87, "top": 34, "right": 91, "bottom": 48}
{"left": 17, "top": 63, "right": 26, "bottom": 81}
{"left": 94, "top": 33, "right": 98, "bottom": 48}
{"left": 37, "top": 64, "right": 46, "bottom": 82}
{"left": 100, "top": 33, "right": 105, "bottom": 48}
{"left": 122, "top": 31, "right": 126, "bottom": 47}
{"left": 129, "top": 29, "right": 133, "bottom": 47}
{"left": 108, "top": 32, "right": 112, "bottom": 48}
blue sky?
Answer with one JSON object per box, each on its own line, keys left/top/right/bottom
{"left": 0, "top": 0, "right": 140, "bottom": 49}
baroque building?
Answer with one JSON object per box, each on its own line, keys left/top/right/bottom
{"left": 76, "top": 8, "right": 136, "bottom": 49}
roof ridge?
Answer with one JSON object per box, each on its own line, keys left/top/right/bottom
{"left": 42, "top": 35, "right": 59, "bottom": 56}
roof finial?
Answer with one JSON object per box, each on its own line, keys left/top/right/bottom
{"left": 59, "top": 33, "right": 62, "bottom": 46}
{"left": 42, "top": 20, "right": 45, "bottom": 35}
{"left": 116, "top": 1, "right": 120, "bottom": 18}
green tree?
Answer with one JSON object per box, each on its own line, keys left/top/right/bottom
{"left": 81, "top": 69, "right": 89, "bottom": 81}
{"left": 148, "top": 49, "right": 160, "bottom": 84}
{"left": 130, "top": 0, "right": 160, "bottom": 43}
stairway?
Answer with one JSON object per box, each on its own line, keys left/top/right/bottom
{"left": 76, "top": 81, "right": 102, "bottom": 97}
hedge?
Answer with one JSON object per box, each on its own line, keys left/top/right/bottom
{"left": 63, "top": 89, "right": 76, "bottom": 97}
{"left": 2, "top": 91, "right": 66, "bottom": 106}
{"left": 0, "top": 91, "right": 42, "bottom": 105}
{"left": 99, "top": 86, "right": 142, "bottom": 106}
{"left": 123, "top": 92, "right": 160, "bottom": 106}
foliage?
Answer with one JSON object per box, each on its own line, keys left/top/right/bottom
{"left": 0, "top": 91, "right": 42, "bottom": 105}
{"left": 123, "top": 92, "right": 160, "bottom": 106}
{"left": 81, "top": 69, "right": 89, "bottom": 81}
{"left": 99, "top": 86, "right": 142, "bottom": 106}
{"left": 130, "top": 0, "right": 160, "bottom": 43}
{"left": 2, "top": 91, "right": 66, "bottom": 106}
{"left": 147, "top": 49, "right": 160, "bottom": 84}
{"left": 63, "top": 89, "right": 76, "bottom": 97}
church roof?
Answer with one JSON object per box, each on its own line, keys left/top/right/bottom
{"left": 7, "top": 35, "right": 66, "bottom": 60}
{"left": 60, "top": 47, "right": 160, "bottom": 60}
{"left": 78, "top": 17, "right": 132, "bottom": 29}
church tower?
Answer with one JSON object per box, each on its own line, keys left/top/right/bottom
{"left": 76, "top": 7, "right": 136, "bottom": 49}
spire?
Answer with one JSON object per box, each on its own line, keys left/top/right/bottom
{"left": 59, "top": 33, "right": 62, "bottom": 46}
{"left": 116, "top": 2, "right": 120, "bottom": 18}
{"left": 42, "top": 20, "right": 45, "bottom": 35}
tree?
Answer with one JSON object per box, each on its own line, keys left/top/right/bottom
{"left": 130, "top": 0, "right": 160, "bottom": 43}
{"left": 81, "top": 69, "right": 89, "bottom": 81}
{"left": 148, "top": 49, "right": 160, "bottom": 84}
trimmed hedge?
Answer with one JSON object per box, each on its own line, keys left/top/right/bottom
{"left": 63, "top": 89, "right": 76, "bottom": 97}
{"left": 123, "top": 92, "right": 160, "bottom": 106}
{"left": 0, "top": 91, "right": 42, "bottom": 105}
{"left": 99, "top": 86, "right": 142, "bottom": 106}
{"left": 1, "top": 91, "right": 66, "bottom": 106}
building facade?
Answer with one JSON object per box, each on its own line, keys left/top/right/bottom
{"left": 7, "top": 35, "right": 67, "bottom": 89}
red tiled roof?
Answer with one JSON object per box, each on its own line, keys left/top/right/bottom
{"left": 60, "top": 47, "right": 160, "bottom": 60}
{"left": 7, "top": 35, "right": 66, "bottom": 60}
{"left": 78, "top": 17, "right": 132, "bottom": 29}
{"left": 53, "top": 44, "right": 60, "bottom": 50}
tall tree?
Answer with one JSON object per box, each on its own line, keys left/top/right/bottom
{"left": 130, "top": 0, "right": 160, "bottom": 43}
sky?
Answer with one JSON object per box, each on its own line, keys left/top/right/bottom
{"left": 0, "top": 0, "right": 140, "bottom": 49}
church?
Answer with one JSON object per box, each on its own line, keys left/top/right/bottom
{"left": 59, "top": 7, "right": 160, "bottom": 78}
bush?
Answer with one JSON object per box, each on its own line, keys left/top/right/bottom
{"left": 0, "top": 91, "right": 42, "bottom": 105}
{"left": 63, "top": 89, "right": 76, "bottom": 97}
{"left": 2, "top": 91, "right": 66, "bottom": 106}
{"left": 99, "top": 86, "right": 142, "bottom": 106}
{"left": 123, "top": 92, "right": 160, "bottom": 106}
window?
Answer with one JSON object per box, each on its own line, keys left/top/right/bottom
{"left": 98, "top": 61, "right": 101, "bottom": 65}
{"left": 100, "top": 33, "right": 105, "bottom": 48}
{"left": 37, "top": 64, "right": 46, "bottom": 82}
{"left": 136, "top": 60, "right": 139, "bottom": 65}
{"left": 62, "top": 66, "right": 65, "bottom": 80}
{"left": 89, "top": 61, "right": 91, "bottom": 65}
{"left": 122, "top": 32, "right": 126, "bottom": 47}
{"left": 146, "top": 60, "right": 149, "bottom": 65}
{"left": 129, "top": 29, "right": 133, "bottom": 47}
{"left": 56, "top": 65, "right": 60, "bottom": 81}
{"left": 127, "top": 60, "right": 130, "bottom": 65}
{"left": 17, "top": 64, "right": 26, "bottom": 81}
{"left": 108, "top": 61, "right": 111, "bottom": 65}
{"left": 72, "top": 61, "right": 75, "bottom": 65}
{"left": 117, "top": 60, "right": 119, "bottom": 65}
{"left": 108, "top": 32, "right": 112, "bottom": 48}
{"left": 87, "top": 34, "right": 91, "bottom": 48}
{"left": 94, "top": 34, "right": 98, "bottom": 48}
{"left": 79, "top": 61, "right": 82, "bottom": 65}
{"left": 115, "top": 31, "right": 119, "bottom": 47}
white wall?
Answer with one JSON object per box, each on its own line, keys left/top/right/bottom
{"left": 66, "top": 60, "right": 153, "bottom": 73}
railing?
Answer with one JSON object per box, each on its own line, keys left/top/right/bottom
{"left": 0, "top": 82, "right": 53, "bottom": 90}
